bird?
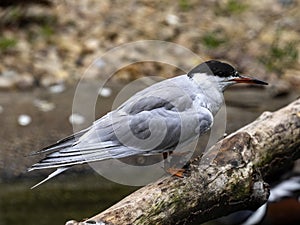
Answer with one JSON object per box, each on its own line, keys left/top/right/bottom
{"left": 28, "top": 60, "right": 268, "bottom": 188}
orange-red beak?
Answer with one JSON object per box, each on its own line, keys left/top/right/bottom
{"left": 232, "top": 75, "right": 268, "bottom": 85}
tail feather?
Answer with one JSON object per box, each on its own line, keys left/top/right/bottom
{"left": 28, "top": 143, "right": 143, "bottom": 171}
{"left": 29, "top": 128, "right": 90, "bottom": 156}
{"left": 28, "top": 126, "right": 148, "bottom": 187}
{"left": 30, "top": 167, "right": 69, "bottom": 189}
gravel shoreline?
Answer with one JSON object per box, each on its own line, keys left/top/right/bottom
{"left": 0, "top": 0, "right": 299, "bottom": 91}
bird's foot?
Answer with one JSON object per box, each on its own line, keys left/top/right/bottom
{"left": 166, "top": 163, "right": 191, "bottom": 178}
{"left": 166, "top": 168, "right": 186, "bottom": 178}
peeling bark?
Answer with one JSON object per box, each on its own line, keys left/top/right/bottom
{"left": 67, "top": 99, "right": 300, "bottom": 225}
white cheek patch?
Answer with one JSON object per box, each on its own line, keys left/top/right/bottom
{"left": 191, "top": 73, "right": 217, "bottom": 88}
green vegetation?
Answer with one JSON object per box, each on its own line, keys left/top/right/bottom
{"left": 202, "top": 31, "right": 227, "bottom": 49}
{"left": 6, "top": 6, "right": 22, "bottom": 21}
{"left": 0, "top": 37, "right": 17, "bottom": 50}
{"left": 215, "top": 0, "right": 248, "bottom": 16}
{"left": 40, "top": 24, "right": 55, "bottom": 37}
{"left": 34, "top": 15, "right": 57, "bottom": 40}
{"left": 260, "top": 39, "right": 298, "bottom": 75}
{"left": 226, "top": 0, "right": 248, "bottom": 14}
{"left": 179, "top": 0, "right": 191, "bottom": 11}
{"left": 0, "top": 7, "right": 22, "bottom": 26}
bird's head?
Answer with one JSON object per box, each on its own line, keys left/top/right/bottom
{"left": 187, "top": 60, "right": 268, "bottom": 91}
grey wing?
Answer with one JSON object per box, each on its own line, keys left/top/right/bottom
{"left": 110, "top": 106, "right": 214, "bottom": 153}
{"left": 29, "top": 106, "right": 213, "bottom": 171}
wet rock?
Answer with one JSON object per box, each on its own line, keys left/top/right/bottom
{"left": 55, "top": 69, "right": 69, "bottom": 80}
{"left": 278, "top": 0, "right": 295, "bottom": 7}
{"left": 65, "top": 220, "right": 79, "bottom": 225}
{"left": 115, "top": 71, "right": 132, "bottom": 82}
{"left": 69, "top": 113, "right": 86, "bottom": 125}
{"left": 15, "top": 74, "right": 35, "bottom": 90}
{"left": 18, "top": 114, "right": 32, "bottom": 126}
{"left": 33, "top": 99, "right": 55, "bottom": 112}
{"left": 83, "top": 38, "right": 100, "bottom": 53}
{"left": 48, "top": 83, "right": 66, "bottom": 93}
{"left": 40, "top": 76, "right": 63, "bottom": 88}
{"left": 0, "top": 70, "right": 19, "bottom": 90}
{"left": 165, "top": 14, "right": 180, "bottom": 26}
{"left": 98, "top": 87, "right": 112, "bottom": 98}
{"left": 0, "top": 76, "right": 15, "bottom": 90}
{"left": 94, "top": 59, "right": 106, "bottom": 69}
{"left": 56, "top": 36, "right": 82, "bottom": 57}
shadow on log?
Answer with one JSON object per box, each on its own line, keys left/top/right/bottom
{"left": 67, "top": 98, "right": 300, "bottom": 225}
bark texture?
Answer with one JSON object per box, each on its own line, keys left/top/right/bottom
{"left": 67, "top": 99, "right": 300, "bottom": 225}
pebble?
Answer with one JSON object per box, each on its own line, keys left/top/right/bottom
{"left": 2, "top": 70, "right": 18, "bottom": 78}
{"left": 98, "top": 87, "right": 112, "bottom": 98}
{"left": 0, "top": 76, "right": 15, "bottom": 90}
{"left": 0, "top": 70, "right": 19, "bottom": 90}
{"left": 83, "top": 38, "right": 99, "bottom": 53}
{"left": 95, "top": 59, "right": 106, "bottom": 69}
{"left": 65, "top": 220, "right": 78, "bottom": 225}
{"left": 165, "top": 14, "right": 180, "bottom": 26}
{"left": 41, "top": 76, "right": 61, "bottom": 88}
{"left": 48, "top": 83, "right": 66, "bottom": 93}
{"left": 33, "top": 99, "right": 55, "bottom": 112}
{"left": 69, "top": 113, "right": 86, "bottom": 125}
{"left": 18, "top": 114, "right": 32, "bottom": 126}
{"left": 15, "top": 75, "right": 35, "bottom": 90}
{"left": 278, "top": 0, "right": 294, "bottom": 6}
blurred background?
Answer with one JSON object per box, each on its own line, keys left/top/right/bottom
{"left": 0, "top": 0, "right": 299, "bottom": 224}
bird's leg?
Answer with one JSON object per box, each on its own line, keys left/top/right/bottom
{"left": 163, "top": 151, "right": 190, "bottom": 178}
{"left": 162, "top": 151, "right": 170, "bottom": 160}
{"left": 163, "top": 151, "right": 172, "bottom": 169}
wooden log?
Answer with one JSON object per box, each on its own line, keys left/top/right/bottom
{"left": 67, "top": 98, "right": 300, "bottom": 225}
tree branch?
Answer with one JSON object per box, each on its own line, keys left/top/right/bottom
{"left": 66, "top": 98, "right": 300, "bottom": 225}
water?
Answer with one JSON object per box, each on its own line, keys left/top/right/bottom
{"left": 0, "top": 174, "right": 137, "bottom": 225}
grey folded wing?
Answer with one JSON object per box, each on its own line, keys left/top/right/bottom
{"left": 29, "top": 98, "right": 213, "bottom": 170}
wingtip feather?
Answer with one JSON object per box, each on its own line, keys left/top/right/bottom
{"left": 30, "top": 167, "right": 69, "bottom": 189}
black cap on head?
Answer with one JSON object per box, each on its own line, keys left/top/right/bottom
{"left": 187, "top": 60, "right": 237, "bottom": 78}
